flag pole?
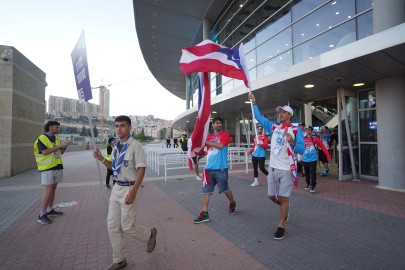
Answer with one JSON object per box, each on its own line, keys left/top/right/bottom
{"left": 247, "top": 88, "right": 259, "bottom": 144}
{"left": 239, "top": 43, "right": 258, "bottom": 144}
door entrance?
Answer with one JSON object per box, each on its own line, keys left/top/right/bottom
{"left": 337, "top": 88, "right": 359, "bottom": 181}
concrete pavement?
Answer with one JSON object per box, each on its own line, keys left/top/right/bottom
{"left": 0, "top": 150, "right": 404, "bottom": 270}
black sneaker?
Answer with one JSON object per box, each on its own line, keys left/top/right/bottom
{"left": 310, "top": 187, "right": 316, "bottom": 193}
{"left": 37, "top": 215, "right": 52, "bottom": 225}
{"left": 106, "top": 185, "right": 111, "bottom": 189}
{"left": 47, "top": 209, "right": 63, "bottom": 217}
{"left": 228, "top": 201, "right": 237, "bottom": 215}
{"left": 193, "top": 211, "right": 210, "bottom": 224}
{"left": 274, "top": 227, "right": 285, "bottom": 240}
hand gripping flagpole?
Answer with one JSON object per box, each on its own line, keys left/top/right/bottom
{"left": 239, "top": 43, "right": 259, "bottom": 144}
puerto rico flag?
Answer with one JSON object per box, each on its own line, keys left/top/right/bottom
{"left": 179, "top": 40, "right": 250, "bottom": 88}
{"left": 188, "top": 72, "right": 211, "bottom": 185}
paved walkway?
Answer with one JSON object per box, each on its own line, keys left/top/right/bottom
{"left": 0, "top": 150, "right": 404, "bottom": 270}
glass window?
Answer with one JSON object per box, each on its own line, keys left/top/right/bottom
{"left": 256, "top": 11, "right": 292, "bottom": 45}
{"left": 243, "top": 35, "right": 256, "bottom": 53}
{"left": 359, "top": 110, "right": 377, "bottom": 142}
{"left": 356, "top": 0, "right": 373, "bottom": 12}
{"left": 293, "top": 0, "right": 355, "bottom": 46}
{"left": 357, "top": 11, "right": 373, "bottom": 40}
{"left": 257, "top": 50, "right": 293, "bottom": 78}
{"left": 245, "top": 49, "right": 256, "bottom": 69}
{"left": 221, "top": 80, "right": 234, "bottom": 95}
{"left": 292, "top": 0, "right": 327, "bottom": 21}
{"left": 257, "top": 28, "right": 292, "bottom": 65}
{"left": 358, "top": 90, "right": 376, "bottom": 109}
{"left": 293, "top": 20, "right": 355, "bottom": 63}
{"left": 360, "top": 144, "right": 378, "bottom": 176}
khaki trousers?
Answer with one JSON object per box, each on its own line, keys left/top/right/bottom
{"left": 108, "top": 185, "right": 151, "bottom": 263}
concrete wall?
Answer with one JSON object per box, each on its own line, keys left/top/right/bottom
{"left": 0, "top": 45, "right": 46, "bottom": 178}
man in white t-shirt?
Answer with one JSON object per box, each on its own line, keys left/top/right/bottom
{"left": 248, "top": 93, "right": 304, "bottom": 240}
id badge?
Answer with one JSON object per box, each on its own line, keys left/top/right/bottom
{"left": 54, "top": 151, "right": 61, "bottom": 159}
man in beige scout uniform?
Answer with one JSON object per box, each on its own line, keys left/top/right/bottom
{"left": 94, "top": 115, "right": 157, "bottom": 270}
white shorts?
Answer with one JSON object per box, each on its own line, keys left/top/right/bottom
{"left": 41, "top": 170, "right": 63, "bottom": 186}
{"left": 267, "top": 168, "right": 293, "bottom": 197}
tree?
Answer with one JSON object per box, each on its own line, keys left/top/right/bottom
{"left": 80, "top": 125, "right": 87, "bottom": 136}
{"left": 159, "top": 128, "right": 166, "bottom": 140}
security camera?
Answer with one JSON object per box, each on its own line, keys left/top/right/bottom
{"left": 1, "top": 49, "right": 12, "bottom": 61}
{"left": 334, "top": 77, "right": 343, "bottom": 83}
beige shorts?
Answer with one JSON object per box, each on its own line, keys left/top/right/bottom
{"left": 41, "top": 170, "right": 63, "bottom": 186}
{"left": 267, "top": 168, "right": 293, "bottom": 197}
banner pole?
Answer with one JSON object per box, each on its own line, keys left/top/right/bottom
{"left": 86, "top": 108, "right": 103, "bottom": 188}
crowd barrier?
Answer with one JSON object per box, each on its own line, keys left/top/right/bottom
{"left": 145, "top": 145, "right": 252, "bottom": 182}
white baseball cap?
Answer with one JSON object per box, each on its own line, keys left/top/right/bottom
{"left": 276, "top": 105, "right": 293, "bottom": 116}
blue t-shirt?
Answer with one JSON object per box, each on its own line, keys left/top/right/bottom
{"left": 205, "top": 131, "right": 230, "bottom": 170}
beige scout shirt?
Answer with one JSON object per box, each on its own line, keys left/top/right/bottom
{"left": 114, "top": 137, "right": 146, "bottom": 182}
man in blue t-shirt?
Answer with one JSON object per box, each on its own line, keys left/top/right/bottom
{"left": 193, "top": 116, "right": 237, "bottom": 224}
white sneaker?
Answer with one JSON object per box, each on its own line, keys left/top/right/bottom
{"left": 196, "top": 175, "right": 202, "bottom": 180}
{"left": 251, "top": 181, "right": 259, "bottom": 186}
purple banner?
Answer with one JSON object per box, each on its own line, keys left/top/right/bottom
{"left": 71, "top": 32, "right": 92, "bottom": 102}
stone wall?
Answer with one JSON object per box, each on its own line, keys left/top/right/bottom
{"left": 0, "top": 45, "right": 46, "bottom": 178}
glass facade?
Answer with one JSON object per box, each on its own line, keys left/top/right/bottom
{"left": 190, "top": 0, "right": 374, "bottom": 105}
{"left": 358, "top": 89, "right": 378, "bottom": 178}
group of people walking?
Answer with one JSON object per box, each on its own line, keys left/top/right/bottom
{"left": 33, "top": 93, "right": 335, "bottom": 269}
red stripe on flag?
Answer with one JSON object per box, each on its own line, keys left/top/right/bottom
{"left": 188, "top": 72, "right": 211, "bottom": 169}
{"left": 180, "top": 59, "right": 248, "bottom": 83}
{"left": 181, "top": 43, "right": 222, "bottom": 57}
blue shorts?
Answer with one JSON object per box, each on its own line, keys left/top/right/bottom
{"left": 202, "top": 169, "right": 229, "bottom": 195}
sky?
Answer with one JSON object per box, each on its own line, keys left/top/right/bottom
{"left": 0, "top": 0, "right": 185, "bottom": 120}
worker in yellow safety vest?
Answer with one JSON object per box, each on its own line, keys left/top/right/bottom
{"left": 33, "top": 120, "right": 72, "bottom": 225}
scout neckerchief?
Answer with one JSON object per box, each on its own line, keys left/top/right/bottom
{"left": 272, "top": 122, "right": 298, "bottom": 187}
{"left": 112, "top": 136, "right": 130, "bottom": 178}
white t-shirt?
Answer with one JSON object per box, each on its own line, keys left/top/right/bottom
{"left": 269, "top": 125, "right": 296, "bottom": 170}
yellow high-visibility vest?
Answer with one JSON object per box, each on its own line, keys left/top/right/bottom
{"left": 33, "top": 134, "right": 63, "bottom": 171}
{"left": 105, "top": 144, "right": 113, "bottom": 161}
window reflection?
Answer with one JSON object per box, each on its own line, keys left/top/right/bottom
{"left": 361, "top": 144, "right": 378, "bottom": 176}
{"left": 257, "top": 28, "right": 292, "bottom": 65}
{"left": 257, "top": 51, "right": 293, "bottom": 78}
{"left": 292, "top": 0, "right": 326, "bottom": 21}
{"left": 359, "top": 90, "right": 376, "bottom": 109}
{"left": 293, "top": 20, "right": 355, "bottom": 63}
{"left": 359, "top": 110, "right": 377, "bottom": 142}
{"left": 357, "top": 11, "right": 373, "bottom": 40}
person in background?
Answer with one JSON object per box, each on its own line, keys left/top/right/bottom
{"left": 173, "top": 136, "right": 178, "bottom": 148}
{"left": 302, "top": 126, "right": 331, "bottom": 193}
{"left": 166, "top": 137, "right": 171, "bottom": 148}
{"left": 297, "top": 123, "right": 306, "bottom": 177}
{"left": 248, "top": 93, "right": 304, "bottom": 240}
{"left": 34, "top": 120, "right": 72, "bottom": 225}
{"left": 329, "top": 127, "right": 338, "bottom": 165}
{"left": 247, "top": 125, "right": 269, "bottom": 186}
{"left": 105, "top": 137, "right": 116, "bottom": 189}
{"left": 179, "top": 134, "right": 188, "bottom": 151}
{"left": 319, "top": 126, "right": 331, "bottom": 176}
